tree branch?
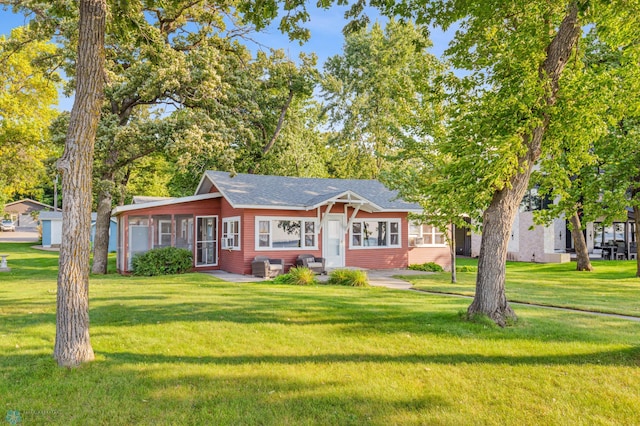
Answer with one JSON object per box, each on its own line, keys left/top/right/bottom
{"left": 262, "top": 87, "right": 294, "bottom": 155}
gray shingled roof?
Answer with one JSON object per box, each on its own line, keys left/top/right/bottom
{"left": 199, "top": 171, "right": 421, "bottom": 212}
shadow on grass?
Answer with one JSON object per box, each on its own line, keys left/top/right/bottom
{"left": 99, "top": 346, "right": 640, "bottom": 367}
{"left": 4, "top": 287, "right": 640, "bottom": 348}
{"left": 0, "top": 352, "right": 450, "bottom": 425}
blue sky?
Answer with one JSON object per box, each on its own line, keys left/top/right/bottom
{"left": 0, "top": 5, "right": 453, "bottom": 111}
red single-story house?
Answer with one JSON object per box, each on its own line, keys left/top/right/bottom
{"left": 112, "top": 171, "right": 451, "bottom": 274}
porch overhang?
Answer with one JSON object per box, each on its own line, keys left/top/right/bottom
{"left": 305, "top": 190, "right": 384, "bottom": 213}
{"left": 307, "top": 190, "right": 388, "bottom": 231}
{"left": 112, "top": 193, "right": 222, "bottom": 216}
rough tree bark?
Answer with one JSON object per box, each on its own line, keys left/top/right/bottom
{"left": 92, "top": 147, "right": 154, "bottom": 274}
{"left": 92, "top": 103, "right": 137, "bottom": 275}
{"left": 569, "top": 211, "right": 593, "bottom": 271}
{"left": 54, "top": 0, "right": 106, "bottom": 367}
{"left": 91, "top": 178, "right": 113, "bottom": 274}
{"left": 468, "top": 3, "right": 580, "bottom": 326}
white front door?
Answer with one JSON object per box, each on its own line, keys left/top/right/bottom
{"left": 323, "top": 215, "right": 345, "bottom": 268}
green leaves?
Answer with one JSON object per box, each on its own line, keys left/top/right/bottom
{"left": 0, "top": 27, "right": 60, "bottom": 200}
{"left": 321, "top": 19, "right": 446, "bottom": 179}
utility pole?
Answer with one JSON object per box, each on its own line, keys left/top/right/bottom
{"left": 54, "top": 174, "right": 59, "bottom": 211}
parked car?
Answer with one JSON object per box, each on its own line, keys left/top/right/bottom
{"left": 0, "top": 219, "right": 15, "bottom": 232}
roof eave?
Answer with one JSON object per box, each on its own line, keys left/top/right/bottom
{"left": 194, "top": 172, "right": 214, "bottom": 195}
{"left": 112, "top": 193, "right": 222, "bottom": 216}
{"left": 304, "top": 190, "right": 387, "bottom": 212}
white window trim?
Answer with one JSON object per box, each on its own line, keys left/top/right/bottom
{"left": 254, "top": 216, "right": 319, "bottom": 251}
{"left": 222, "top": 216, "right": 241, "bottom": 251}
{"left": 409, "top": 222, "right": 448, "bottom": 248}
{"left": 349, "top": 218, "right": 402, "bottom": 250}
{"left": 157, "top": 219, "right": 172, "bottom": 248}
{"left": 195, "top": 215, "right": 218, "bottom": 267}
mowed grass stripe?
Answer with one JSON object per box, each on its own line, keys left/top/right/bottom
{"left": 1, "top": 244, "right": 639, "bottom": 425}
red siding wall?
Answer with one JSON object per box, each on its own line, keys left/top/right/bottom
{"left": 218, "top": 197, "right": 248, "bottom": 274}
{"left": 117, "top": 194, "right": 452, "bottom": 274}
{"left": 408, "top": 247, "right": 452, "bottom": 271}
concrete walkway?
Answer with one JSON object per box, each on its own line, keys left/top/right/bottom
{"left": 0, "top": 230, "right": 39, "bottom": 243}
{"left": 203, "top": 269, "right": 640, "bottom": 323}
{"left": 203, "top": 268, "right": 424, "bottom": 289}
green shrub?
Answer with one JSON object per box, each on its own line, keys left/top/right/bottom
{"left": 456, "top": 265, "right": 477, "bottom": 272}
{"left": 132, "top": 247, "right": 193, "bottom": 276}
{"left": 327, "top": 269, "right": 369, "bottom": 287}
{"left": 272, "top": 266, "right": 317, "bottom": 285}
{"left": 408, "top": 262, "right": 444, "bottom": 272}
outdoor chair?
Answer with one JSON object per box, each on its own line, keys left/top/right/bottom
{"left": 251, "top": 256, "right": 284, "bottom": 278}
{"left": 295, "top": 254, "right": 326, "bottom": 274}
{"left": 615, "top": 241, "right": 628, "bottom": 260}
{"left": 630, "top": 242, "right": 638, "bottom": 260}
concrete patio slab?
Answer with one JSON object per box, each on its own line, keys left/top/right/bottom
{"left": 202, "top": 268, "right": 431, "bottom": 290}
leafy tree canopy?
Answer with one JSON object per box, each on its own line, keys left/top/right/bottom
{"left": 321, "top": 19, "right": 447, "bottom": 179}
{"left": 0, "top": 27, "right": 60, "bottom": 200}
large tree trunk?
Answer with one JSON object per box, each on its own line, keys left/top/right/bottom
{"left": 569, "top": 211, "right": 593, "bottom": 271}
{"left": 91, "top": 183, "right": 113, "bottom": 274}
{"left": 468, "top": 3, "right": 580, "bottom": 326}
{"left": 54, "top": 0, "right": 106, "bottom": 367}
{"left": 468, "top": 170, "right": 530, "bottom": 326}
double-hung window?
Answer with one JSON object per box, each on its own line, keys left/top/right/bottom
{"left": 222, "top": 217, "right": 241, "bottom": 250}
{"left": 351, "top": 219, "right": 401, "bottom": 248}
{"left": 256, "top": 217, "right": 317, "bottom": 250}
{"left": 409, "top": 223, "right": 446, "bottom": 246}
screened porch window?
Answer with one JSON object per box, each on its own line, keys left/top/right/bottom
{"left": 124, "top": 214, "right": 195, "bottom": 271}
{"left": 196, "top": 216, "right": 217, "bottom": 266}
{"left": 128, "top": 216, "right": 150, "bottom": 269}
{"left": 175, "top": 215, "right": 194, "bottom": 250}
{"left": 153, "top": 215, "right": 172, "bottom": 248}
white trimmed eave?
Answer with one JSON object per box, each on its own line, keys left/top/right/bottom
{"left": 112, "top": 193, "right": 222, "bottom": 216}
{"left": 194, "top": 172, "right": 215, "bottom": 195}
{"left": 305, "top": 190, "right": 385, "bottom": 213}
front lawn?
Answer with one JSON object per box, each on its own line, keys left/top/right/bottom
{"left": 1, "top": 244, "right": 639, "bottom": 425}
{"left": 404, "top": 258, "right": 640, "bottom": 317}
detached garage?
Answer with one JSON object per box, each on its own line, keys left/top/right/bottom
{"left": 4, "top": 199, "right": 54, "bottom": 229}
{"left": 40, "top": 211, "right": 117, "bottom": 251}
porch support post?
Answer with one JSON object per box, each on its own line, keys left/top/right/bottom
{"left": 346, "top": 205, "right": 362, "bottom": 230}
{"left": 318, "top": 202, "right": 335, "bottom": 231}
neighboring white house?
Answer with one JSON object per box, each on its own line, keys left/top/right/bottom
{"left": 470, "top": 211, "right": 571, "bottom": 263}
{"left": 469, "top": 188, "right": 637, "bottom": 263}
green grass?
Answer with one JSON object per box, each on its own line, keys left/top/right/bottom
{"left": 402, "top": 258, "right": 640, "bottom": 318}
{"left": 1, "top": 243, "right": 640, "bottom": 425}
